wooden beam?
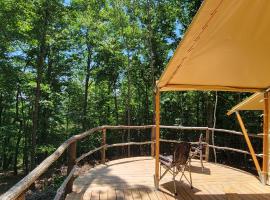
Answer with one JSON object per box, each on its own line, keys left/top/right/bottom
{"left": 263, "top": 92, "right": 269, "bottom": 184}
{"left": 208, "top": 145, "right": 262, "bottom": 157}
{"left": 103, "top": 125, "right": 154, "bottom": 129}
{"left": 160, "top": 125, "right": 262, "bottom": 138}
{"left": 107, "top": 141, "right": 153, "bottom": 148}
{"left": 76, "top": 146, "right": 106, "bottom": 163}
{"left": 235, "top": 112, "right": 262, "bottom": 178}
{"left": 101, "top": 128, "right": 106, "bottom": 164}
{"left": 155, "top": 88, "right": 160, "bottom": 188}
{"left": 159, "top": 84, "right": 263, "bottom": 93}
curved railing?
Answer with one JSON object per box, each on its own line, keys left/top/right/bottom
{"left": 0, "top": 125, "right": 262, "bottom": 200}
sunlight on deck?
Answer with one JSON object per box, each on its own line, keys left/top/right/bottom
{"left": 66, "top": 157, "right": 270, "bottom": 200}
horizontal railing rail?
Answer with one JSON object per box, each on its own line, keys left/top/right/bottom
{"left": 0, "top": 125, "right": 262, "bottom": 200}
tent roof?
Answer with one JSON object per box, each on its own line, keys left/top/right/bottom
{"left": 227, "top": 92, "right": 264, "bottom": 115}
{"left": 157, "top": 0, "right": 270, "bottom": 92}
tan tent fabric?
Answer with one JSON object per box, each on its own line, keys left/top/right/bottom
{"left": 158, "top": 0, "right": 270, "bottom": 92}
{"left": 227, "top": 92, "right": 264, "bottom": 115}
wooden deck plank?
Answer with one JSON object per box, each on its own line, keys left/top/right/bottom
{"left": 100, "top": 190, "right": 107, "bottom": 200}
{"left": 245, "top": 183, "right": 270, "bottom": 200}
{"left": 124, "top": 189, "right": 134, "bottom": 200}
{"left": 153, "top": 189, "right": 169, "bottom": 200}
{"left": 107, "top": 189, "right": 116, "bottom": 200}
{"left": 202, "top": 184, "right": 225, "bottom": 200}
{"left": 67, "top": 157, "right": 270, "bottom": 200}
{"left": 139, "top": 188, "right": 150, "bottom": 200}
{"left": 82, "top": 188, "right": 92, "bottom": 200}
{"left": 90, "top": 191, "right": 100, "bottom": 200}
{"left": 131, "top": 189, "right": 142, "bottom": 200}
{"left": 180, "top": 184, "right": 201, "bottom": 200}
{"left": 193, "top": 185, "right": 212, "bottom": 200}
{"left": 197, "top": 185, "right": 219, "bottom": 200}
{"left": 145, "top": 188, "right": 158, "bottom": 200}
{"left": 116, "top": 189, "right": 125, "bottom": 200}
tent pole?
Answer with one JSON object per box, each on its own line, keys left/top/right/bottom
{"left": 263, "top": 92, "right": 269, "bottom": 184}
{"left": 235, "top": 111, "right": 262, "bottom": 180}
{"left": 155, "top": 88, "right": 160, "bottom": 189}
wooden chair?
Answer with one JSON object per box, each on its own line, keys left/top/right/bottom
{"left": 159, "top": 142, "right": 192, "bottom": 195}
{"left": 190, "top": 133, "right": 205, "bottom": 172}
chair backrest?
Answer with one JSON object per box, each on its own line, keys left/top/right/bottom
{"left": 173, "top": 142, "right": 191, "bottom": 166}
{"left": 199, "top": 133, "right": 203, "bottom": 143}
{"left": 198, "top": 133, "right": 203, "bottom": 150}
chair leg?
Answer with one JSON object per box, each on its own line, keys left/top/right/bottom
{"left": 173, "top": 166, "right": 177, "bottom": 195}
{"left": 189, "top": 159, "right": 193, "bottom": 189}
{"left": 160, "top": 163, "right": 161, "bottom": 179}
{"left": 200, "top": 150, "right": 204, "bottom": 172}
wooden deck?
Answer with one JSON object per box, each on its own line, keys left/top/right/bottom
{"left": 66, "top": 157, "right": 270, "bottom": 200}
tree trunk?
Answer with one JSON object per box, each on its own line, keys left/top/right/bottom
{"left": 206, "top": 93, "right": 214, "bottom": 128}
{"left": 23, "top": 106, "right": 30, "bottom": 174}
{"left": 113, "top": 81, "right": 119, "bottom": 125}
{"left": 31, "top": 4, "right": 48, "bottom": 169}
{"left": 82, "top": 39, "right": 92, "bottom": 130}
{"left": 2, "top": 136, "right": 11, "bottom": 170}
{"left": 127, "top": 50, "right": 131, "bottom": 157}
{"left": 31, "top": 49, "right": 43, "bottom": 169}
{"left": 13, "top": 134, "right": 22, "bottom": 175}
{"left": 147, "top": 0, "right": 156, "bottom": 124}
{"left": 0, "top": 92, "right": 3, "bottom": 127}
{"left": 41, "top": 46, "right": 53, "bottom": 144}
{"left": 13, "top": 86, "right": 22, "bottom": 175}
{"left": 145, "top": 85, "right": 149, "bottom": 124}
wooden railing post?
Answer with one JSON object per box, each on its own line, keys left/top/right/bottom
{"left": 205, "top": 129, "right": 210, "bottom": 162}
{"left": 151, "top": 127, "right": 156, "bottom": 157}
{"left": 101, "top": 128, "right": 106, "bottom": 164}
{"left": 65, "top": 141, "right": 77, "bottom": 195}
{"left": 128, "top": 129, "right": 131, "bottom": 157}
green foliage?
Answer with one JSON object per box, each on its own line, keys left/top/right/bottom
{"left": 37, "top": 145, "right": 56, "bottom": 155}
{"left": 0, "top": 0, "right": 261, "bottom": 177}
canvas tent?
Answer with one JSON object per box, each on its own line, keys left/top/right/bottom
{"left": 227, "top": 92, "right": 264, "bottom": 115}
{"left": 157, "top": 0, "right": 270, "bottom": 92}
{"left": 226, "top": 92, "right": 266, "bottom": 181}
{"left": 155, "top": 0, "right": 270, "bottom": 188}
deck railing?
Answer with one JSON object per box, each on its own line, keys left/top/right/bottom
{"left": 0, "top": 125, "right": 263, "bottom": 200}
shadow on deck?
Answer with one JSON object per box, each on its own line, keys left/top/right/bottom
{"left": 66, "top": 157, "right": 270, "bottom": 200}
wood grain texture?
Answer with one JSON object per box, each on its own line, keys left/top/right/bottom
{"left": 67, "top": 157, "right": 270, "bottom": 200}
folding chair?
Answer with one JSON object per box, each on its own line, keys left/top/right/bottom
{"left": 190, "top": 133, "right": 205, "bottom": 172}
{"left": 159, "top": 142, "right": 192, "bottom": 195}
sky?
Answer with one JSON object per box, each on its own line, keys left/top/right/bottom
{"left": 63, "top": 0, "right": 71, "bottom": 6}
